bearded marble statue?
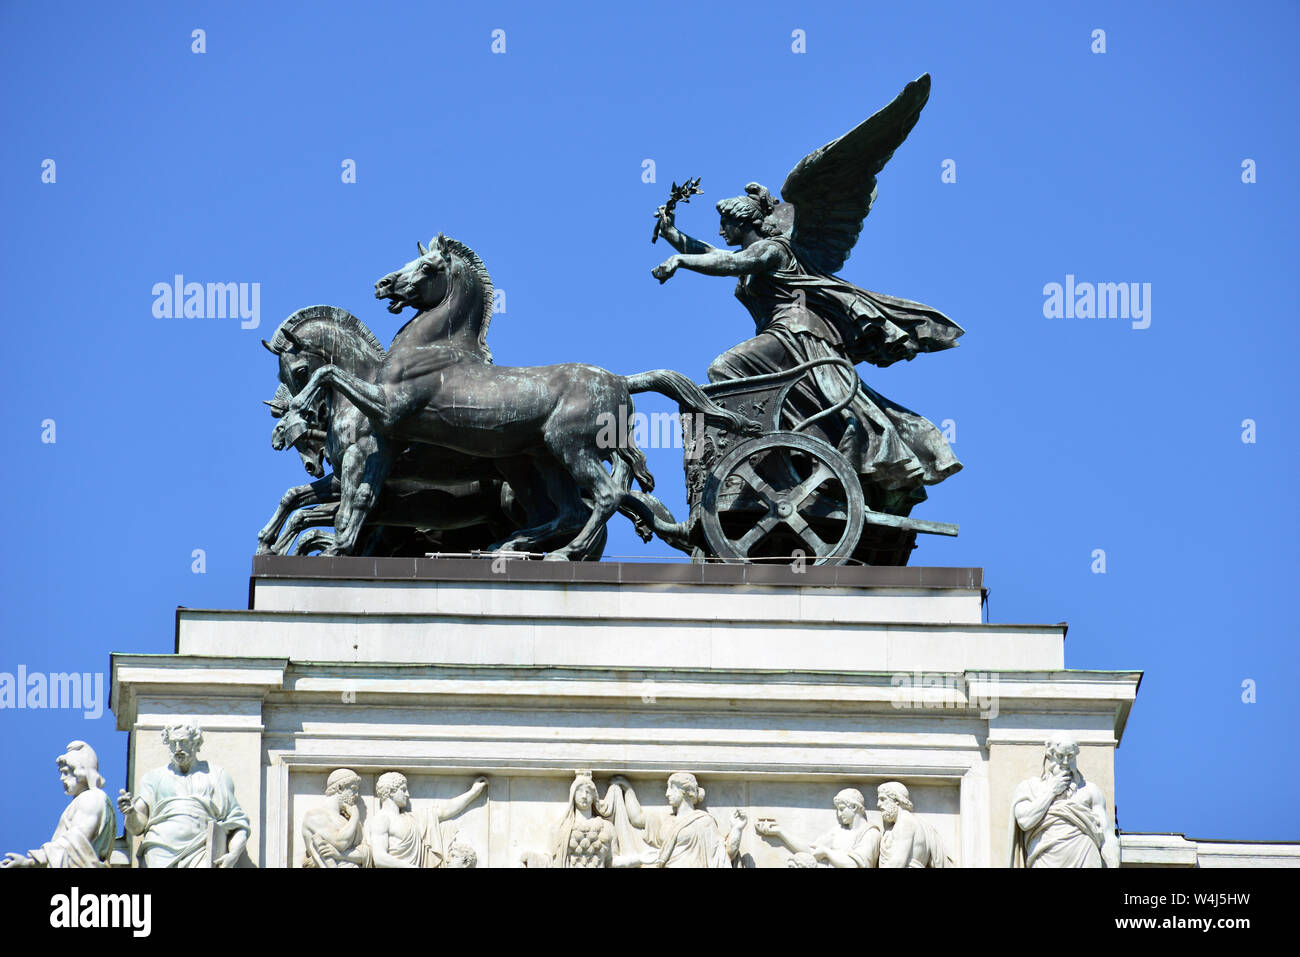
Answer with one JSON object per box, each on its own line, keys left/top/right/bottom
{"left": 302, "top": 768, "right": 371, "bottom": 868}
{"left": 118, "top": 722, "right": 250, "bottom": 868}
{"left": 1008, "top": 733, "right": 1119, "bottom": 868}
{"left": 876, "top": 782, "right": 948, "bottom": 868}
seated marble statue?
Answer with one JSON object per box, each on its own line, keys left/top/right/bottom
{"left": 2, "top": 741, "right": 116, "bottom": 869}
{"left": 119, "top": 722, "right": 250, "bottom": 868}
{"left": 302, "top": 768, "right": 371, "bottom": 868}
{"left": 367, "top": 771, "right": 488, "bottom": 868}
{"left": 755, "top": 787, "right": 881, "bottom": 867}
{"left": 1008, "top": 733, "right": 1119, "bottom": 868}
{"left": 614, "top": 772, "right": 746, "bottom": 868}
{"left": 876, "top": 782, "right": 946, "bottom": 867}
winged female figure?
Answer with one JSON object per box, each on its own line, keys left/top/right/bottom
{"left": 652, "top": 73, "right": 962, "bottom": 516}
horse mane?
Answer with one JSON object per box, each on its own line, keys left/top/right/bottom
{"left": 266, "top": 382, "right": 292, "bottom": 415}
{"left": 441, "top": 237, "right": 495, "bottom": 362}
{"left": 272, "top": 305, "right": 386, "bottom": 362}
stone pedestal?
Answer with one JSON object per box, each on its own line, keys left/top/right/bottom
{"left": 111, "top": 558, "right": 1140, "bottom": 868}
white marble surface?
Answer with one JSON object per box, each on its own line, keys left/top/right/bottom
{"left": 110, "top": 563, "right": 1153, "bottom": 867}
{"left": 252, "top": 577, "right": 986, "bottom": 625}
{"left": 1119, "top": 833, "right": 1300, "bottom": 868}
{"left": 175, "top": 609, "right": 1065, "bottom": 672}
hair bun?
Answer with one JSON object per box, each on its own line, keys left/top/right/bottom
{"left": 744, "top": 182, "right": 777, "bottom": 215}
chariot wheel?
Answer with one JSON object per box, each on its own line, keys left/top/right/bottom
{"left": 699, "top": 432, "right": 865, "bottom": 565}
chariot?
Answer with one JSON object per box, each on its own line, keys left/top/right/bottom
{"left": 667, "top": 357, "right": 957, "bottom": 566}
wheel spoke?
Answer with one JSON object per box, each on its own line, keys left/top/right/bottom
{"left": 785, "top": 513, "right": 830, "bottom": 557}
{"left": 789, "top": 463, "right": 835, "bottom": 508}
{"left": 701, "top": 432, "right": 866, "bottom": 564}
{"left": 732, "top": 459, "right": 779, "bottom": 506}
{"left": 734, "top": 514, "right": 779, "bottom": 555}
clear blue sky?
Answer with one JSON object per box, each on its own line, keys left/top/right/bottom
{"left": 2, "top": 1, "right": 1296, "bottom": 853}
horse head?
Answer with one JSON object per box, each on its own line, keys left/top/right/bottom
{"left": 374, "top": 234, "right": 455, "bottom": 315}
{"left": 265, "top": 384, "right": 329, "bottom": 475}
{"left": 295, "top": 435, "right": 328, "bottom": 478}
{"left": 264, "top": 305, "right": 385, "bottom": 393}
{"left": 270, "top": 407, "right": 318, "bottom": 459}
{"left": 263, "top": 306, "right": 384, "bottom": 470}
{"left": 375, "top": 234, "right": 495, "bottom": 360}
{"left": 263, "top": 325, "right": 321, "bottom": 401}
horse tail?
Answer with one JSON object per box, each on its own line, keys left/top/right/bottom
{"left": 624, "top": 370, "right": 761, "bottom": 436}
{"left": 608, "top": 453, "right": 654, "bottom": 543}
{"left": 614, "top": 444, "right": 655, "bottom": 493}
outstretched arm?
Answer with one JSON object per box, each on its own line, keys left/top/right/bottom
{"left": 653, "top": 240, "right": 784, "bottom": 283}
{"left": 437, "top": 777, "right": 489, "bottom": 821}
{"left": 754, "top": 819, "right": 813, "bottom": 856}
{"left": 657, "top": 221, "right": 716, "bottom": 256}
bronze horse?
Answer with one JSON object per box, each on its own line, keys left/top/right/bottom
{"left": 261, "top": 306, "right": 526, "bottom": 556}
{"left": 282, "top": 234, "right": 758, "bottom": 559}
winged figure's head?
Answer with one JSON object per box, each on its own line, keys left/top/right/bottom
{"left": 716, "top": 182, "right": 786, "bottom": 245}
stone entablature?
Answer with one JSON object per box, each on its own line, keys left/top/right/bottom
{"left": 1120, "top": 833, "right": 1300, "bottom": 868}
{"left": 106, "top": 558, "right": 1148, "bottom": 868}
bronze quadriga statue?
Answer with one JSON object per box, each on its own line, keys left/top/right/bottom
{"left": 257, "top": 75, "right": 960, "bottom": 566}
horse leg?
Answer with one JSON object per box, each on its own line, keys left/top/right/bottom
{"left": 488, "top": 457, "right": 578, "bottom": 552}
{"left": 544, "top": 447, "right": 624, "bottom": 561}
{"left": 257, "top": 474, "right": 338, "bottom": 553}
{"left": 326, "top": 440, "right": 391, "bottom": 556}
{"left": 273, "top": 503, "right": 341, "bottom": 554}
{"left": 494, "top": 457, "right": 555, "bottom": 531}
{"left": 289, "top": 365, "right": 396, "bottom": 430}
{"left": 534, "top": 456, "right": 596, "bottom": 551}
{"left": 489, "top": 511, "right": 569, "bottom": 553}
{"left": 292, "top": 528, "right": 337, "bottom": 555}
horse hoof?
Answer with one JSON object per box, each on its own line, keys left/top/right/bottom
{"left": 542, "top": 551, "right": 572, "bottom": 562}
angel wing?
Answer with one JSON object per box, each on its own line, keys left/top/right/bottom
{"left": 780, "top": 73, "right": 931, "bottom": 275}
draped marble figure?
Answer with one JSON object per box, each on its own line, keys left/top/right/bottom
{"left": 755, "top": 787, "right": 881, "bottom": 867}
{"left": 367, "top": 772, "right": 488, "bottom": 868}
{"left": 118, "top": 722, "right": 250, "bottom": 868}
{"left": 543, "top": 771, "right": 648, "bottom": 868}
{"left": 616, "top": 772, "right": 746, "bottom": 868}
{"left": 1, "top": 741, "right": 116, "bottom": 869}
{"left": 876, "top": 782, "right": 947, "bottom": 868}
{"left": 1009, "top": 733, "right": 1119, "bottom": 868}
